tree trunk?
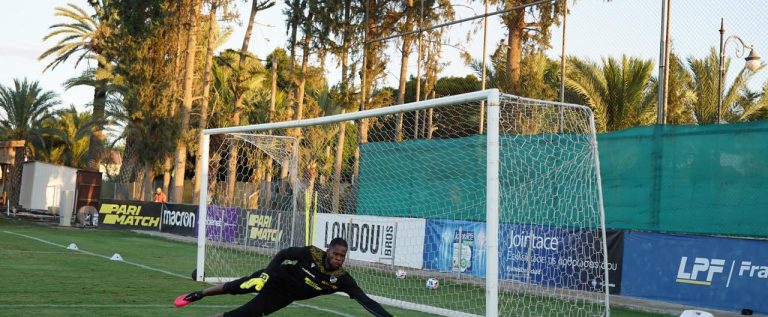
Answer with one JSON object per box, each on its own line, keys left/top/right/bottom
{"left": 332, "top": 115, "right": 346, "bottom": 213}
{"left": 413, "top": 29, "right": 423, "bottom": 139}
{"left": 294, "top": 10, "right": 314, "bottom": 136}
{"left": 332, "top": 2, "right": 351, "bottom": 213}
{"left": 263, "top": 54, "right": 278, "bottom": 210}
{"left": 281, "top": 0, "right": 299, "bottom": 195}
{"left": 396, "top": 1, "right": 416, "bottom": 142}
{"left": 135, "top": 164, "right": 146, "bottom": 201}
{"left": 116, "top": 136, "right": 137, "bottom": 200}
{"left": 172, "top": 0, "right": 201, "bottom": 203}
{"left": 227, "top": 0, "right": 262, "bottom": 205}
{"left": 506, "top": 8, "right": 525, "bottom": 94}
{"left": 163, "top": 158, "right": 172, "bottom": 195}
{"left": 164, "top": 18, "right": 185, "bottom": 199}
{"left": 354, "top": 0, "right": 377, "bottom": 185}
{"left": 86, "top": 61, "right": 107, "bottom": 172}
{"left": 194, "top": 4, "right": 218, "bottom": 203}
{"left": 142, "top": 162, "right": 154, "bottom": 201}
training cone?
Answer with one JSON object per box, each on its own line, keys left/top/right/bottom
{"left": 110, "top": 253, "right": 123, "bottom": 261}
{"left": 66, "top": 243, "right": 79, "bottom": 250}
{"left": 174, "top": 294, "right": 192, "bottom": 308}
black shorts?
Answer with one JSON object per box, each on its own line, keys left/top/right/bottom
{"left": 222, "top": 271, "right": 294, "bottom": 317}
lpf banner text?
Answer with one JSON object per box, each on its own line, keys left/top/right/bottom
{"left": 622, "top": 232, "right": 768, "bottom": 314}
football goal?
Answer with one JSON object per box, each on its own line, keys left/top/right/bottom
{"left": 196, "top": 89, "right": 610, "bottom": 317}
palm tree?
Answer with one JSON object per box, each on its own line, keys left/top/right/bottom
{"left": 688, "top": 48, "right": 763, "bottom": 124}
{"left": 733, "top": 82, "right": 768, "bottom": 122}
{"left": 652, "top": 52, "right": 696, "bottom": 125}
{"left": 41, "top": 106, "right": 94, "bottom": 169}
{"left": 566, "top": 55, "right": 655, "bottom": 132}
{"left": 39, "top": 2, "right": 110, "bottom": 171}
{"left": 0, "top": 79, "right": 60, "bottom": 152}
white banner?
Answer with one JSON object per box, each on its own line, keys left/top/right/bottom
{"left": 312, "top": 213, "right": 426, "bottom": 269}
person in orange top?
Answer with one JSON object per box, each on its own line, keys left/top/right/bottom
{"left": 153, "top": 187, "right": 167, "bottom": 203}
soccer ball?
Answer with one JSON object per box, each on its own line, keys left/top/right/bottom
{"left": 426, "top": 278, "right": 439, "bottom": 290}
{"left": 395, "top": 268, "right": 407, "bottom": 279}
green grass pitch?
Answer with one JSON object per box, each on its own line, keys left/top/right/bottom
{"left": 0, "top": 216, "right": 671, "bottom": 317}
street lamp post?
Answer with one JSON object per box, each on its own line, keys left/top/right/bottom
{"left": 718, "top": 18, "right": 761, "bottom": 124}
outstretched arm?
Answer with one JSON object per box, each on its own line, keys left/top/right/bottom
{"left": 345, "top": 283, "right": 394, "bottom": 317}
{"left": 240, "top": 246, "right": 308, "bottom": 291}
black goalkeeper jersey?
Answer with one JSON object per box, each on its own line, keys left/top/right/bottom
{"left": 264, "top": 246, "right": 393, "bottom": 317}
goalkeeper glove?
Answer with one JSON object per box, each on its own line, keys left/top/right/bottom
{"left": 183, "top": 291, "right": 204, "bottom": 302}
{"left": 174, "top": 291, "right": 203, "bottom": 307}
{"left": 240, "top": 272, "right": 270, "bottom": 291}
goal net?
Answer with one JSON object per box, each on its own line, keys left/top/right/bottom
{"left": 196, "top": 89, "right": 609, "bottom": 317}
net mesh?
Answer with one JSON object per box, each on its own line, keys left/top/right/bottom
{"left": 201, "top": 92, "right": 607, "bottom": 317}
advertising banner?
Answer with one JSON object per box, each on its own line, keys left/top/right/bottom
{"left": 312, "top": 213, "right": 426, "bottom": 269}
{"left": 160, "top": 203, "right": 197, "bottom": 237}
{"left": 424, "top": 219, "right": 623, "bottom": 294}
{"left": 423, "top": 219, "right": 488, "bottom": 277}
{"left": 606, "top": 230, "right": 624, "bottom": 294}
{"left": 97, "top": 199, "right": 161, "bottom": 230}
{"left": 206, "top": 206, "right": 239, "bottom": 243}
{"left": 244, "top": 209, "right": 286, "bottom": 248}
{"left": 500, "top": 226, "right": 623, "bottom": 294}
{"left": 622, "top": 232, "right": 768, "bottom": 314}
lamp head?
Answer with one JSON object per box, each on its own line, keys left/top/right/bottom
{"left": 745, "top": 47, "right": 761, "bottom": 72}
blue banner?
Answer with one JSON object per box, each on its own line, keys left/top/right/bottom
{"left": 423, "top": 219, "right": 621, "bottom": 294}
{"left": 622, "top": 232, "right": 768, "bottom": 314}
{"left": 205, "top": 206, "right": 238, "bottom": 243}
{"left": 424, "top": 219, "right": 488, "bottom": 277}
{"left": 498, "top": 224, "right": 614, "bottom": 293}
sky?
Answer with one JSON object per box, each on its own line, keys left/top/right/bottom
{"left": 1, "top": 0, "right": 767, "bottom": 113}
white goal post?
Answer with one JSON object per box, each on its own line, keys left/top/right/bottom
{"left": 196, "top": 89, "right": 610, "bottom": 317}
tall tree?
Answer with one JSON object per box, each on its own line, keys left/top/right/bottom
{"left": 354, "top": 0, "right": 398, "bottom": 183}
{"left": 0, "top": 79, "right": 60, "bottom": 151}
{"left": 106, "top": 0, "right": 186, "bottom": 200}
{"left": 394, "top": 0, "right": 420, "bottom": 141}
{"left": 172, "top": 0, "right": 203, "bottom": 202}
{"left": 734, "top": 82, "right": 768, "bottom": 122}
{"left": 42, "top": 106, "right": 94, "bottom": 169}
{"left": 484, "top": 0, "right": 564, "bottom": 94}
{"left": 566, "top": 55, "right": 655, "bottom": 132}
{"left": 687, "top": 48, "right": 762, "bottom": 124}
{"left": 39, "top": 2, "right": 111, "bottom": 171}
{"left": 194, "top": 1, "right": 224, "bottom": 202}
{"left": 648, "top": 52, "right": 696, "bottom": 125}
{"left": 225, "top": 0, "right": 276, "bottom": 205}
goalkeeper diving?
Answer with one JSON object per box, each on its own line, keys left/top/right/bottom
{"left": 174, "top": 237, "right": 395, "bottom": 317}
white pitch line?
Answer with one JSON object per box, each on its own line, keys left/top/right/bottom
{"left": 292, "top": 302, "right": 358, "bottom": 317}
{"left": 3, "top": 230, "right": 188, "bottom": 279}
{"left": 2, "top": 230, "right": 358, "bottom": 317}
{"left": 0, "top": 250, "right": 77, "bottom": 254}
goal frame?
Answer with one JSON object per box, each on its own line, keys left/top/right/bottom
{"left": 195, "top": 89, "right": 610, "bottom": 317}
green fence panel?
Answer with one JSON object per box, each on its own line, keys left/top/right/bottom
{"left": 357, "top": 121, "right": 768, "bottom": 237}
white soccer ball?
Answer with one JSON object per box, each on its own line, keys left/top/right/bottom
{"left": 395, "top": 268, "right": 407, "bottom": 279}
{"left": 426, "top": 278, "right": 439, "bottom": 290}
